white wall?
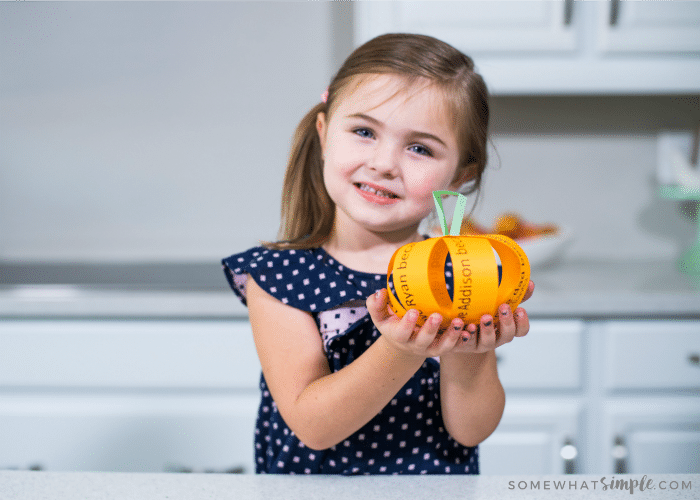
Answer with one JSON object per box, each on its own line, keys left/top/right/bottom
{"left": 1, "top": 1, "right": 334, "bottom": 262}
{"left": 1, "top": 2, "right": 698, "bottom": 264}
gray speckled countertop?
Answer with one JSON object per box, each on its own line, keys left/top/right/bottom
{"left": 0, "top": 471, "right": 697, "bottom": 500}
{"left": 0, "top": 259, "right": 698, "bottom": 319}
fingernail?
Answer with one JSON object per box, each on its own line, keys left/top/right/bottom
{"left": 453, "top": 322, "right": 463, "bottom": 331}
{"left": 462, "top": 335, "right": 470, "bottom": 342}
{"left": 500, "top": 306, "right": 510, "bottom": 316}
{"left": 483, "top": 319, "right": 492, "bottom": 327}
{"left": 407, "top": 309, "right": 419, "bottom": 321}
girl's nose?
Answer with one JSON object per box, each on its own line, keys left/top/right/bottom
{"left": 367, "top": 142, "right": 399, "bottom": 178}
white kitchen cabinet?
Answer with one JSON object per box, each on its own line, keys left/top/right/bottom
{"left": 597, "top": 1, "right": 700, "bottom": 55}
{"left": 595, "top": 321, "right": 700, "bottom": 475}
{"left": 0, "top": 320, "right": 261, "bottom": 473}
{"left": 601, "top": 399, "right": 700, "bottom": 474}
{"left": 354, "top": 1, "right": 700, "bottom": 94}
{"left": 480, "top": 320, "right": 587, "bottom": 475}
{"left": 480, "top": 399, "right": 584, "bottom": 475}
{"left": 0, "top": 394, "right": 259, "bottom": 473}
{"left": 481, "top": 319, "right": 700, "bottom": 475}
{"left": 2, "top": 318, "right": 699, "bottom": 475}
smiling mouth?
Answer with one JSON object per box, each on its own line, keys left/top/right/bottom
{"left": 354, "top": 183, "right": 399, "bottom": 199}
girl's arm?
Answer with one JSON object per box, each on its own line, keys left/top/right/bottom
{"left": 439, "top": 282, "right": 534, "bottom": 447}
{"left": 246, "top": 277, "right": 429, "bottom": 450}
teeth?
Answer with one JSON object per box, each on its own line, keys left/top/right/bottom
{"left": 358, "top": 183, "right": 397, "bottom": 199}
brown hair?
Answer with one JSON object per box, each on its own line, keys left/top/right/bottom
{"left": 268, "top": 33, "right": 489, "bottom": 249}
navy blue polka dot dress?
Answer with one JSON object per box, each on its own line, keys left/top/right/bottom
{"left": 222, "top": 246, "right": 479, "bottom": 475}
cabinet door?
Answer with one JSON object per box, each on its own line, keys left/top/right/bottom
{"left": 597, "top": 0, "right": 700, "bottom": 54}
{"left": 0, "top": 394, "right": 259, "bottom": 473}
{"left": 0, "top": 320, "right": 260, "bottom": 389}
{"left": 480, "top": 399, "right": 584, "bottom": 475}
{"left": 354, "top": 0, "right": 700, "bottom": 94}
{"left": 602, "top": 321, "right": 700, "bottom": 391}
{"left": 496, "top": 320, "right": 584, "bottom": 390}
{"left": 601, "top": 400, "right": 700, "bottom": 474}
{"left": 355, "top": 1, "right": 577, "bottom": 54}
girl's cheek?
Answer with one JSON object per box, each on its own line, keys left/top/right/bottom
{"left": 405, "top": 167, "right": 455, "bottom": 198}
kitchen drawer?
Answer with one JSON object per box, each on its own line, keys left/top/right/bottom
{"left": 495, "top": 320, "right": 584, "bottom": 390}
{"left": 0, "top": 320, "right": 260, "bottom": 389}
{"left": 603, "top": 321, "right": 700, "bottom": 390}
{"left": 0, "top": 393, "right": 258, "bottom": 473}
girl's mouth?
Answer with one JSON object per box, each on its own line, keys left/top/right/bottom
{"left": 354, "top": 183, "right": 399, "bottom": 200}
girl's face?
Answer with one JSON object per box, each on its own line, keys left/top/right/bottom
{"left": 316, "top": 74, "right": 465, "bottom": 238}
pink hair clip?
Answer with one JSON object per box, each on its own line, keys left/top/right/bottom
{"left": 321, "top": 88, "right": 329, "bottom": 104}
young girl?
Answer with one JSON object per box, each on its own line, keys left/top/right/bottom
{"left": 223, "top": 33, "right": 534, "bottom": 475}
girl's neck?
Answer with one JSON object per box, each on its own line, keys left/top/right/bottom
{"left": 322, "top": 222, "right": 424, "bottom": 275}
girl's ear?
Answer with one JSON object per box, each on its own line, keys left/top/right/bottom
{"left": 450, "top": 163, "right": 477, "bottom": 189}
{"left": 316, "top": 112, "right": 327, "bottom": 156}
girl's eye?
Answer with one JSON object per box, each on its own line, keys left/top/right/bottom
{"left": 409, "top": 144, "right": 433, "bottom": 157}
{"left": 353, "top": 128, "right": 374, "bottom": 139}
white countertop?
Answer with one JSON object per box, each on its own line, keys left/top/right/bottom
{"left": 1, "top": 259, "right": 698, "bottom": 319}
{"left": 1, "top": 471, "right": 697, "bottom": 500}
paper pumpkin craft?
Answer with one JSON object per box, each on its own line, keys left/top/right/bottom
{"left": 387, "top": 191, "right": 530, "bottom": 330}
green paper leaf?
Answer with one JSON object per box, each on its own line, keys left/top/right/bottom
{"left": 432, "top": 191, "right": 468, "bottom": 236}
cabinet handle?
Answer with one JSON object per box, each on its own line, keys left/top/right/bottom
{"left": 689, "top": 353, "right": 700, "bottom": 366}
{"left": 563, "top": 0, "right": 574, "bottom": 26}
{"left": 560, "top": 438, "right": 578, "bottom": 474}
{"left": 609, "top": 0, "right": 620, "bottom": 26}
{"left": 611, "top": 435, "right": 628, "bottom": 474}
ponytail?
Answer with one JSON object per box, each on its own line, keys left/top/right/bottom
{"left": 264, "top": 103, "right": 335, "bottom": 249}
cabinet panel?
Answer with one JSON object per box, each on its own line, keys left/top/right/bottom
{"left": 601, "top": 400, "right": 700, "bottom": 474}
{"left": 0, "top": 320, "right": 260, "bottom": 389}
{"left": 355, "top": 1, "right": 700, "bottom": 94}
{"left": 597, "top": 1, "right": 700, "bottom": 54}
{"left": 603, "top": 321, "right": 700, "bottom": 390}
{"left": 496, "top": 320, "right": 584, "bottom": 390}
{"left": 480, "top": 399, "right": 584, "bottom": 475}
{"left": 0, "top": 394, "right": 259, "bottom": 473}
{"left": 387, "top": 1, "right": 577, "bottom": 54}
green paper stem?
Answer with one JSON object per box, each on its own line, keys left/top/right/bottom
{"left": 433, "top": 191, "right": 468, "bottom": 237}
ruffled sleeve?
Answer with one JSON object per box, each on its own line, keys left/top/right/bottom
{"left": 222, "top": 246, "right": 376, "bottom": 313}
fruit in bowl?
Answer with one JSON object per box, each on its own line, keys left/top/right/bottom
{"left": 452, "top": 213, "right": 571, "bottom": 268}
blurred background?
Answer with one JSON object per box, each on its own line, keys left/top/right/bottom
{"left": 1, "top": 1, "right": 699, "bottom": 477}
{"left": 1, "top": 1, "right": 698, "bottom": 264}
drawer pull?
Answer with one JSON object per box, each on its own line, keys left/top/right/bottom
{"left": 563, "top": 0, "right": 574, "bottom": 26}
{"left": 612, "top": 435, "right": 628, "bottom": 474}
{"left": 560, "top": 438, "right": 577, "bottom": 474}
{"left": 609, "top": 0, "right": 620, "bottom": 26}
{"left": 689, "top": 354, "right": 700, "bottom": 366}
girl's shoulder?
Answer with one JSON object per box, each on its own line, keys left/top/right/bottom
{"left": 222, "top": 246, "right": 385, "bottom": 312}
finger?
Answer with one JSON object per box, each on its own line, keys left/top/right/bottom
{"left": 433, "top": 317, "right": 464, "bottom": 351}
{"left": 478, "top": 314, "right": 497, "bottom": 350}
{"left": 459, "top": 323, "right": 477, "bottom": 345}
{"left": 412, "top": 313, "right": 443, "bottom": 350}
{"left": 368, "top": 288, "right": 401, "bottom": 325}
{"left": 521, "top": 281, "right": 535, "bottom": 302}
{"left": 495, "top": 304, "right": 517, "bottom": 346}
{"left": 514, "top": 307, "right": 530, "bottom": 337}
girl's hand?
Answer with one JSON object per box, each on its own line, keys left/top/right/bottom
{"left": 454, "top": 280, "right": 534, "bottom": 354}
{"left": 367, "top": 289, "right": 464, "bottom": 359}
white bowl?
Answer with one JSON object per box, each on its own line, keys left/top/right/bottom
{"left": 516, "top": 227, "right": 573, "bottom": 268}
